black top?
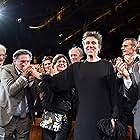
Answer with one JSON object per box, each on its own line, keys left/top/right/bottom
{"left": 42, "top": 59, "right": 118, "bottom": 140}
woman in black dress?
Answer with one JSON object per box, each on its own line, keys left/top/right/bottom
{"left": 32, "top": 31, "right": 118, "bottom": 140}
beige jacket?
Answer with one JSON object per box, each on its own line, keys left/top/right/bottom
{"left": 0, "top": 64, "right": 28, "bottom": 126}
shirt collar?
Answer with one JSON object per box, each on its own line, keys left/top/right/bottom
{"left": 15, "top": 67, "right": 21, "bottom": 75}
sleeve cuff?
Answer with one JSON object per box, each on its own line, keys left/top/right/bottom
{"left": 20, "top": 75, "right": 28, "bottom": 82}
{"left": 123, "top": 76, "right": 132, "bottom": 89}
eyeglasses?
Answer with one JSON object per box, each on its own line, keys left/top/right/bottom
{"left": 57, "top": 60, "right": 67, "bottom": 64}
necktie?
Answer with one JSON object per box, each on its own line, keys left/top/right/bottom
{"left": 122, "top": 71, "right": 134, "bottom": 98}
{"left": 20, "top": 95, "right": 27, "bottom": 118}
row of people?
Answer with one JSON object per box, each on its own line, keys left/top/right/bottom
{"left": 0, "top": 43, "right": 83, "bottom": 140}
{"left": 113, "top": 37, "right": 139, "bottom": 140}
{"left": 0, "top": 32, "right": 140, "bottom": 140}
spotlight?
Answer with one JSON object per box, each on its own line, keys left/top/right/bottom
{"left": 59, "top": 34, "right": 63, "bottom": 37}
{"left": 17, "top": 18, "right": 22, "bottom": 23}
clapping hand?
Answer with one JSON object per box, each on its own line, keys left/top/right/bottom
{"left": 22, "top": 64, "right": 34, "bottom": 79}
{"left": 115, "top": 57, "right": 130, "bottom": 79}
{"left": 30, "top": 66, "right": 42, "bottom": 79}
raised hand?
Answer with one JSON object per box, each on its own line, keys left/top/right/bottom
{"left": 115, "top": 57, "right": 130, "bottom": 79}
{"left": 29, "top": 65, "right": 42, "bottom": 79}
{"left": 22, "top": 64, "right": 34, "bottom": 78}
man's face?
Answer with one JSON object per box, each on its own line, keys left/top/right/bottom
{"left": 13, "top": 54, "right": 31, "bottom": 72}
{"left": 69, "top": 48, "right": 82, "bottom": 64}
{"left": 83, "top": 36, "right": 100, "bottom": 57}
{"left": 0, "top": 48, "right": 6, "bottom": 65}
{"left": 121, "top": 40, "right": 135, "bottom": 56}
{"left": 121, "top": 40, "right": 136, "bottom": 65}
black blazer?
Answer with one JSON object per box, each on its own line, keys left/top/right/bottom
{"left": 117, "top": 77, "right": 138, "bottom": 124}
{"left": 40, "top": 79, "right": 79, "bottom": 120}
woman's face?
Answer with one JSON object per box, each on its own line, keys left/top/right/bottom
{"left": 83, "top": 36, "right": 100, "bottom": 57}
{"left": 43, "top": 59, "right": 52, "bottom": 73}
{"left": 53, "top": 57, "right": 68, "bottom": 73}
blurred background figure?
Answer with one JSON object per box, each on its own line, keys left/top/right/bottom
{"left": 68, "top": 47, "right": 84, "bottom": 64}
{"left": 42, "top": 56, "right": 53, "bottom": 74}
{"left": 33, "top": 63, "right": 40, "bottom": 71}
{"left": 0, "top": 44, "right": 7, "bottom": 67}
{"left": 136, "top": 35, "right": 140, "bottom": 54}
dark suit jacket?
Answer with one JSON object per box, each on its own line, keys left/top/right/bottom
{"left": 0, "top": 64, "right": 35, "bottom": 126}
{"left": 117, "top": 75, "right": 138, "bottom": 125}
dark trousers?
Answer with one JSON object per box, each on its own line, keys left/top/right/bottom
{"left": 2, "top": 115, "right": 31, "bottom": 140}
{"left": 42, "top": 119, "right": 69, "bottom": 140}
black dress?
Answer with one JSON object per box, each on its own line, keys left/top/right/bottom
{"left": 42, "top": 59, "right": 118, "bottom": 140}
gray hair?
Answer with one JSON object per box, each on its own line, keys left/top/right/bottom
{"left": 123, "top": 38, "right": 137, "bottom": 48}
{"left": 68, "top": 47, "right": 84, "bottom": 57}
{"left": 13, "top": 49, "right": 32, "bottom": 60}
{"left": 82, "top": 31, "right": 102, "bottom": 50}
{"left": 0, "top": 44, "right": 7, "bottom": 54}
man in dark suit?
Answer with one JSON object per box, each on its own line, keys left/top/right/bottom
{"left": 115, "top": 38, "right": 139, "bottom": 140}
{"left": 0, "top": 49, "right": 36, "bottom": 140}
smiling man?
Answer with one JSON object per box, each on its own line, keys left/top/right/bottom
{"left": 121, "top": 38, "right": 138, "bottom": 67}
{"left": 115, "top": 37, "right": 139, "bottom": 140}
{"left": 68, "top": 47, "right": 84, "bottom": 64}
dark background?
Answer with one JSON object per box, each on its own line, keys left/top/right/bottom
{"left": 0, "top": 0, "right": 139, "bottom": 63}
